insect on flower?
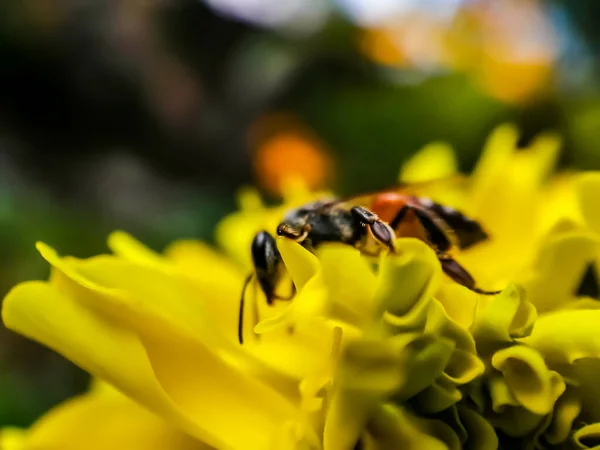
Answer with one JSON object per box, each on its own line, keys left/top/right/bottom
{"left": 238, "top": 182, "right": 500, "bottom": 343}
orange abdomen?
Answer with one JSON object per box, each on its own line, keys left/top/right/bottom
{"left": 369, "top": 193, "right": 427, "bottom": 241}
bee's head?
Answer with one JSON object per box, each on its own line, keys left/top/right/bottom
{"left": 277, "top": 209, "right": 310, "bottom": 242}
{"left": 276, "top": 201, "right": 325, "bottom": 242}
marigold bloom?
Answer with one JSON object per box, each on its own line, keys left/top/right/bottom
{"left": 4, "top": 125, "right": 600, "bottom": 449}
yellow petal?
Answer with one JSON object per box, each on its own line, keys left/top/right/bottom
{"left": 215, "top": 210, "right": 280, "bottom": 268}
{"left": 544, "top": 389, "right": 582, "bottom": 445}
{"left": 488, "top": 406, "right": 546, "bottom": 438}
{"left": 164, "top": 239, "right": 244, "bottom": 284}
{"left": 538, "top": 172, "right": 583, "bottom": 235}
{"left": 566, "top": 358, "right": 600, "bottom": 424}
{"left": 435, "top": 284, "right": 479, "bottom": 330}
{"left": 277, "top": 238, "right": 320, "bottom": 292}
{"left": 462, "top": 125, "right": 561, "bottom": 283}
{"left": 469, "top": 123, "right": 519, "bottom": 215}
{"left": 107, "top": 231, "right": 167, "bottom": 269}
{"left": 111, "top": 233, "right": 245, "bottom": 342}
{"left": 411, "top": 376, "right": 463, "bottom": 414}
{"left": 249, "top": 314, "right": 336, "bottom": 380}
{"left": 573, "top": 423, "right": 600, "bottom": 449}
{"left": 577, "top": 172, "right": 600, "bottom": 235}
{"left": 316, "top": 243, "right": 377, "bottom": 327}
{"left": 269, "top": 420, "right": 321, "bottom": 450}
{"left": 324, "top": 333, "right": 454, "bottom": 450}
{"left": 38, "top": 242, "right": 224, "bottom": 346}
{"left": 0, "top": 428, "right": 26, "bottom": 450}
{"left": 253, "top": 281, "right": 327, "bottom": 335}
{"left": 524, "top": 231, "right": 600, "bottom": 313}
{"left": 374, "top": 238, "right": 441, "bottom": 332}
{"left": 491, "top": 345, "right": 565, "bottom": 415}
{"left": 3, "top": 279, "right": 295, "bottom": 450}
{"left": 418, "top": 303, "right": 484, "bottom": 404}
{"left": 364, "top": 404, "right": 461, "bottom": 450}
{"left": 337, "top": 333, "right": 423, "bottom": 394}
{"left": 22, "top": 390, "right": 206, "bottom": 450}
{"left": 488, "top": 374, "right": 520, "bottom": 412}
{"left": 399, "top": 142, "right": 457, "bottom": 184}
{"left": 443, "top": 348, "right": 484, "bottom": 386}
{"left": 456, "top": 405, "right": 499, "bottom": 450}
{"left": 324, "top": 387, "right": 380, "bottom": 450}
{"left": 110, "top": 231, "right": 244, "bottom": 341}
{"left": 521, "top": 310, "right": 600, "bottom": 364}
{"left": 395, "top": 335, "right": 456, "bottom": 400}
{"left": 471, "top": 284, "right": 535, "bottom": 356}
{"left": 423, "top": 299, "right": 483, "bottom": 379}
{"left": 237, "top": 187, "right": 264, "bottom": 211}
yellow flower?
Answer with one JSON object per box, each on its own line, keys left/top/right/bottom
{"left": 1, "top": 380, "right": 205, "bottom": 450}
{"left": 4, "top": 124, "right": 600, "bottom": 449}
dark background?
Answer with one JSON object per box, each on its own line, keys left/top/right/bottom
{"left": 1, "top": 0, "right": 600, "bottom": 426}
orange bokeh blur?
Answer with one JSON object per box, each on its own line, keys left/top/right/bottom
{"left": 360, "top": 0, "right": 556, "bottom": 105}
{"left": 249, "top": 114, "right": 333, "bottom": 196}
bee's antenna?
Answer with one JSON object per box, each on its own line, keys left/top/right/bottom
{"left": 238, "top": 273, "right": 254, "bottom": 345}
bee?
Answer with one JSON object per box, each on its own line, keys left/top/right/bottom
{"left": 238, "top": 183, "right": 499, "bottom": 344}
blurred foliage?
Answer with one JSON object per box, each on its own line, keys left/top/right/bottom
{"left": 1, "top": 0, "right": 600, "bottom": 428}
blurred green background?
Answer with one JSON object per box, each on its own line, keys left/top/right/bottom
{"left": 1, "top": 0, "right": 600, "bottom": 428}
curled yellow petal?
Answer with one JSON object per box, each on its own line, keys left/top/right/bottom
{"left": 365, "top": 404, "right": 461, "bottom": 450}
{"left": 488, "top": 374, "right": 519, "bottom": 413}
{"left": 471, "top": 284, "right": 535, "bottom": 356}
{"left": 443, "top": 348, "right": 484, "bottom": 386}
{"left": 375, "top": 238, "right": 441, "bottom": 332}
{"left": 573, "top": 423, "right": 600, "bottom": 449}
{"left": 544, "top": 389, "right": 582, "bottom": 445}
{"left": 277, "top": 238, "right": 320, "bottom": 292}
{"left": 489, "top": 406, "right": 546, "bottom": 438}
{"left": 337, "top": 334, "right": 420, "bottom": 393}
{"left": 395, "top": 335, "right": 456, "bottom": 400}
{"left": 411, "top": 376, "right": 462, "bottom": 415}
{"left": 316, "top": 243, "right": 376, "bottom": 326}
{"left": 435, "top": 284, "right": 479, "bottom": 330}
{"left": 456, "top": 405, "right": 499, "bottom": 450}
{"left": 325, "top": 333, "right": 455, "bottom": 449}
{"left": 491, "top": 345, "right": 565, "bottom": 415}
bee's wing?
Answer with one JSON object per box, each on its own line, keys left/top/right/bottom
{"left": 337, "top": 175, "right": 469, "bottom": 208}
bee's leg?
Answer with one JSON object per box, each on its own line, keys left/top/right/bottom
{"left": 389, "top": 205, "right": 410, "bottom": 229}
{"left": 437, "top": 253, "right": 500, "bottom": 295}
{"left": 390, "top": 205, "right": 452, "bottom": 253}
{"left": 351, "top": 206, "right": 396, "bottom": 252}
{"left": 238, "top": 273, "right": 254, "bottom": 344}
